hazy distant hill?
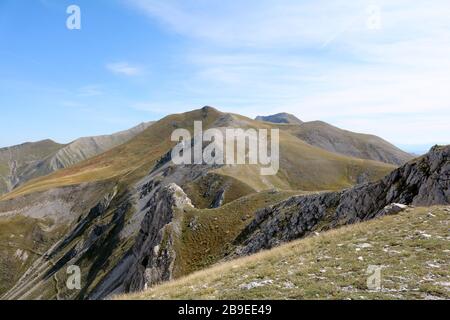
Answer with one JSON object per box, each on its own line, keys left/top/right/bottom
{"left": 0, "top": 140, "right": 63, "bottom": 195}
{"left": 255, "top": 112, "right": 303, "bottom": 125}
{"left": 0, "top": 122, "right": 152, "bottom": 195}
{"left": 256, "top": 113, "right": 413, "bottom": 165}
{"left": 284, "top": 121, "right": 413, "bottom": 165}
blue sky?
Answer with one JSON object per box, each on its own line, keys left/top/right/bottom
{"left": 1, "top": 0, "right": 449, "bottom": 153}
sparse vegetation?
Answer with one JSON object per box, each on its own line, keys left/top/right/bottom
{"left": 121, "top": 206, "right": 450, "bottom": 300}
{"left": 0, "top": 216, "right": 66, "bottom": 295}
{"left": 173, "top": 190, "right": 309, "bottom": 276}
{"left": 0, "top": 108, "right": 446, "bottom": 301}
{"left": 1, "top": 108, "right": 395, "bottom": 201}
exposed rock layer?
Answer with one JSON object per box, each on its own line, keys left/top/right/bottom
{"left": 233, "top": 145, "right": 449, "bottom": 256}
{"left": 0, "top": 122, "right": 152, "bottom": 196}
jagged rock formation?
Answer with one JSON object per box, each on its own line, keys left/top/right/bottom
{"left": 87, "top": 164, "right": 220, "bottom": 299}
{"left": 232, "top": 145, "right": 450, "bottom": 256}
{"left": 123, "top": 184, "right": 192, "bottom": 292}
{"left": 0, "top": 180, "right": 118, "bottom": 299}
{"left": 255, "top": 113, "right": 303, "bottom": 125}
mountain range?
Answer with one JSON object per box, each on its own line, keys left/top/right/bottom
{"left": 0, "top": 107, "right": 447, "bottom": 300}
{"left": 0, "top": 122, "right": 152, "bottom": 196}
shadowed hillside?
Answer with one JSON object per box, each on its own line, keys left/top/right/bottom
{"left": 255, "top": 113, "right": 303, "bottom": 125}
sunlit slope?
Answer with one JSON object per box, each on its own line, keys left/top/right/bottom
{"left": 0, "top": 108, "right": 223, "bottom": 200}
{"left": 122, "top": 206, "right": 450, "bottom": 300}
{"left": 0, "top": 140, "right": 64, "bottom": 195}
{"left": 172, "top": 189, "right": 310, "bottom": 277}
{"left": 278, "top": 120, "right": 413, "bottom": 165}
{"left": 213, "top": 113, "right": 396, "bottom": 191}
{"left": 1, "top": 107, "right": 395, "bottom": 200}
{"left": 0, "top": 122, "right": 152, "bottom": 196}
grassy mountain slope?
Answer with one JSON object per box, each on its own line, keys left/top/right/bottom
{"left": 0, "top": 122, "right": 152, "bottom": 196}
{"left": 1, "top": 108, "right": 395, "bottom": 201}
{"left": 214, "top": 113, "right": 395, "bottom": 192}
{"left": 171, "top": 189, "right": 311, "bottom": 278}
{"left": 122, "top": 206, "right": 450, "bottom": 300}
{"left": 0, "top": 108, "right": 221, "bottom": 201}
{"left": 0, "top": 215, "right": 68, "bottom": 294}
{"left": 36, "top": 122, "right": 153, "bottom": 172}
{"left": 280, "top": 120, "right": 413, "bottom": 165}
{"left": 0, "top": 140, "right": 64, "bottom": 195}
{"left": 255, "top": 113, "right": 412, "bottom": 165}
{"left": 0, "top": 107, "right": 403, "bottom": 300}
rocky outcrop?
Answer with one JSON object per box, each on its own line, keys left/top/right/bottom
{"left": 0, "top": 181, "right": 118, "bottom": 300}
{"left": 124, "top": 183, "right": 192, "bottom": 291}
{"left": 88, "top": 182, "right": 193, "bottom": 299}
{"left": 232, "top": 145, "right": 450, "bottom": 256}
{"left": 210, "top": 189, "right": 226, "bottom": 208}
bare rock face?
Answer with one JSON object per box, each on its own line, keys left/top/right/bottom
{"left": 232, "top": 145, "right": 450, "bottom": 256}
{"left": 87, "top": 181, "right": 194, "bottom": 299}
{"left": 0, "top": 181, "right": 119, "bottom": 300}
{"left": 124, "top": 183, "right": 192, "bottom": 291}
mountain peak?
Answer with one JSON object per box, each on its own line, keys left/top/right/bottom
{"left": 255, "top": 112, "right": 303, "bottom": 125}
{"left": 201, "top": 105, "right": 219, "bottom": 113}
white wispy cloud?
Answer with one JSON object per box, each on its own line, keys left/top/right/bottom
{"left": 78, "top": 85, "right": 104, "bottom": 97}
{"left": 106, "top": 62, "right": 142, "bottom": 76}
{"left": 123, "top": 0, "right": 450, "bottom": 148}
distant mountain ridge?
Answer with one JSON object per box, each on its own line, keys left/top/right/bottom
{"left": 0, "top": 140, "right": 63, "bottom": 195}
{"left": 0, "top": 109, "right": 413, "bottom": 197}
{"left": 255, "top": 112, "right": 303, "bottom": 125}
{"left": 0, "top": 122, "right": 153, "bottom": 195}
{"left": 257, "top": 113, "right": 413, "bottom": 166}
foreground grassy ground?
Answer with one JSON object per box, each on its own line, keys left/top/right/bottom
{"left": 121, "top": 206, "right": 450, "bottom": 300}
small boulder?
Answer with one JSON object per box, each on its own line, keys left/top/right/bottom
{"left": 381, "top": 203, "right": 408, "bottom": 216}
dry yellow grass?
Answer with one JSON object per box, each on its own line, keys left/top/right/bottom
{"left": 1, "top": 108, "right": 396, "bottom": 201}
{"left": 120, "top": 206, "right": 450, "bottom": 300}
{"left": 0, "top": 108, "right": 223, "bottom": 200}
{"left": 172, "top": 189, "right": 310, "bottom": 277}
